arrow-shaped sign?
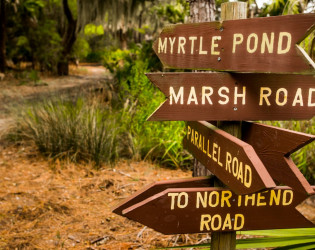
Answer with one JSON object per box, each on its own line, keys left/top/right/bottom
{"left": 183, "top": 121, "right": 276, "bottom": 195}
{"left": 112, "top": 176, "right": 213, "bottom": 216}
{"left": 147, "top": 73, "right": 315, "bottom": 121}
{"left": 153, "top": 13, "right": 315, "bottom": 73}
{"left": 241, "top": 121, "right": 315, "bottom": 196}
{"left": 119, "top": 185, "right": 315, "bottom": 234}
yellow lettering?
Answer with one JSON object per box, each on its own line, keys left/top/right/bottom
{"left": 233, "top": 33, "right": 243, "bottom": 53}
{"left": 196, "top": 192, "right": 207, "bottom": 208}
{"left": 308, "top": 88, "right": 315, "bottom": 107}
{"left": 168, "top": 193, "right": 179, "bottom": 210}
{"left": 245, "top": 193, "right": 256, "bottom": 206}
{"left": 259, "top": 87, "right": 271, "bottom": 106}
{"left": 169, "top": 37, "right": 176, "bottom": 54}
{"left": 221, "top": 191, "right": 232, "bottom": 207}
{"left": 226, "top": 152, "right": 232, "bottom": 173}
{"left": 244, "top": 164, "right": 252, "bottom": 188}
{"left": 200, "top": 214, "right": 211, "bottom": 231}
{"left": 222, "top": 213, "right": 232, "bottom": 230}
{"left": 257, "top": 192, "right": 267, "bottom": 206}
{"left": 202, "top": 86, "right": 213, "bottom": 105}
{"left": 269, "top": 189, "right": 281, "bottom": 206}
{"left": 169, "top": 86, "right": 184, "bottom": 105}
{"left": 209, "top": 191, "right": 220, "bottom": 207}
{"left": 282, "top": 190, "right": 293, "bottom": 206}
{"left": 292, "top": 88, "right": 303, "bottom": 106}
{"left": 275, "top": 88, "right": 288, "bottom": 106}
{"left": 189, "top": 36, "right": 197, "bottom": 54}
{"left": 234, "top": 214, "right": 245, "bottom": 230}
{"left": 177, "top": 192, "right": 188, "bottom": 208}
{"left": 234, "top": 86, "right": 246, "bottom": 105}
{"left": 188, "top": 86, "right": 198, "bottom": 105}
{"left": 213, "top": 143, "right": 218, "bottom": 162}
{"left": 211, "top": 214, "right": 222, "bottom": 231}
{"left": 261, "top": 32, "right": 274, "bottom": 53}
{"left": 218, "top": 87, "right": 230, "bottom": 105}
{"left": 199, "top": 36, "right": 208, "bottom": 55}
{"left": 211, "top": 36, "right": 221, "bottom": 55}
{"left": 178, "top": 37, "right": 186, "bottom": 54}
{"left": 247, "top": 33, "right": 258, "bottom": 53}
{"left": 277, "top": 32, "right": 291, "bottom": 54}
{"left": 158, "top": 37, "right": 167, "bottom": 53}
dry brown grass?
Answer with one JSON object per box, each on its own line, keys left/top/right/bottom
{"left": 0, "top": 144, "right": 212, "bottom": 249}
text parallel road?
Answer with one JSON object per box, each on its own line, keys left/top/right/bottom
{"left": 147, "top": 73, "right": 315, "bottom": 121}
{"left": 183, "top": 121, "right": 275, "bottom": 195}
{"left": 153, "top": 14, "right": 315, "bottom": 73}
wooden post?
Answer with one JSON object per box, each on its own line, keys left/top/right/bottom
{"left": 210, "top": 2, "right": 247, "bottom": 250}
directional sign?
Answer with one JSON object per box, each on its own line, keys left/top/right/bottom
{"left": 153, "top": 13, "right": 315, "bottom": 73}
{"left": 241, "top": 121, "right": 315, "bottom": 196}
{"left": 112, "top": 176, "right": 213, "bottom": 216}
{"left": 121, "top": 185, "right": 315, "bottom": 234}
{"left": 182, "top": 121, "right": 276, "bottom": 194}
{"left": 147, "top": 73, "right": 315, "bottom": 121}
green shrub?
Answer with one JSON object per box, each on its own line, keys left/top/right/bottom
{"left": 12, "top": 97, "right": 119, "bottom": 167}
{"left": 103, "top": 43, "right": 192, "bottom": 169}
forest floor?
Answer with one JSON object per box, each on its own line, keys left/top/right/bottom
{"left": 0, "top": 65, "right": 314, "bottom": 249}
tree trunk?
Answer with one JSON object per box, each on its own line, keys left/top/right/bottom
{"left": 0, "top": 0, "right": 6, "bottom": 73}
{"left": 189, "top": 0, "right": 215, "bottom": 177}
{"left": 57, "top": 0, "right": 77, "bottom": 76}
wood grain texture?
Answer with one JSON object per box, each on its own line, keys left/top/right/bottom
{"left": 183, "top": 121, "right": 276, "bottom": 195}
{"left": 152, "top": 14, "right": 315, "bottom": 73}
{"left": 146, "top": 72, "right": 315, "bottom": 121}
{"left": 122, "top": 186, "right": 315, "bottom": 234}
{"left": 242, "top": 121, "right": 315, "bottom": 196}
{"left": 112, "top": 176, "right": 213, "bottom": 215}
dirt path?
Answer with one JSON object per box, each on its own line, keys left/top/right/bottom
{"left": 0, "top": 65, "right": 111, "bottom": 136}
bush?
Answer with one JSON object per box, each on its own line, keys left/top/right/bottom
{"left": 103, "top": 43, "right": 192, "bottom": 169}
{"left": 12, "top": 97, "right": 120, "bottom": 167}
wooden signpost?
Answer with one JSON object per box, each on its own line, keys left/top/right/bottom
{"left": 182, "top": 121, "right": 275, "bottom": 195}
{"left": 147, "top": 73, "right": 315, "bottom": 121}
{"left": 113, "top": 3, "right": 315, "bottom": 248}
{"left": 153, "top": 14, "right": 315, "bottom": 73}
{"left": 241, "top": 121, "right": 315, "bottom": 196}
{"left": 118, "top": 183, "right": 315, "bottom": 234}
{"left": 112, "top": 176, "right": 213, "bottom": 216}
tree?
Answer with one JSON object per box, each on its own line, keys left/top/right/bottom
{"left": 0, "top": 0, "right": 6, "bottom": 72}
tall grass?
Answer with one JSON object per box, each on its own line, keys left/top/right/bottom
{"left": 13, "top": 97, "right": 119, "bottom": 167}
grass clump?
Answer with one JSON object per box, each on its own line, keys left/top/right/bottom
{"left": 13, "top": 97, "right": 119, "bottom": 167}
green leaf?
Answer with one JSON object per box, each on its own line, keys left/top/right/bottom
{"left": 239, "top": 228, "right": 315, "bottom": 237}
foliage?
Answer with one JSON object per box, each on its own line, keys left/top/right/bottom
{"left": 160, "top": 228, "right": 315, "bottom": 249}
{"left": 11, "top": 97, "right": 120, "bottom": 167}
{"left": 103, "top": 43, "right": 192, "bottom": 169}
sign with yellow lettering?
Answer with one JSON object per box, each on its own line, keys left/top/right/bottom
{"left": 119, "top": 184, "right": 314, "bottom": 234}
{"left": 112, "top": 176, "right": 213, "bottom": 216}
{"left": 183, "top": 121, "right": 276, "bottom": 195}
{"left": 147, "top": 73, "right": 315, "bottom": 121}
{"left": 153, "top": 14, "right": 315, "bottom": 73}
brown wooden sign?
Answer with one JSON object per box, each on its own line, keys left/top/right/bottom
{"left": 153, "top": 14, "right": 315, "bottom": 73}
{"left": 112, "top": 176, "right": 213, "bottom": 216}
{"left": 146, "top": 72, "right": 315, "bottom": 121}
{"left": 182, "top": 121, "right": 275, "bottom": 195}
{"left": 241, "top": 121, "right": 315, "bottom": 196}
{"left": 121, "top": 186, "right": 315, "bottom": 234}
